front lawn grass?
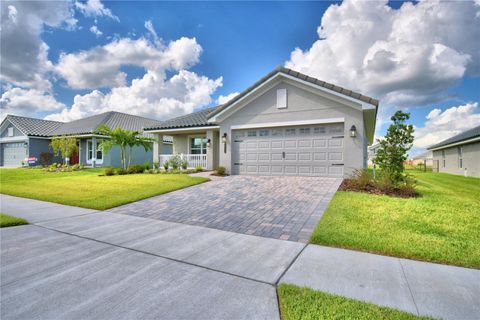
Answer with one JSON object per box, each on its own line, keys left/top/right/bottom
{"left": 0, "top": 213, "right": 28, "bottom": 228}
{"left": 311, "top": 172, "right": 480, "bottom": 268}
{"left": 278, "top": 284, "right": 433, "bottom": 320}
{"left": 0, "top": 168, "right": 209, "bottom": 210}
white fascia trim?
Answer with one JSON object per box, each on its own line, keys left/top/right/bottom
{"left": 230, "top": 118, "right": 345, "bottom": 130}
{"left": 208, "top": 72, "right": 377, "bottom": 122}
{"left": 145, "top": 126, "right": 220, "bottom": 133}
{"left": 429, "top": 136, "right": 480, "bottom": 151}
{"left": 0, "top": 136, "right": 28, "bottom": 143}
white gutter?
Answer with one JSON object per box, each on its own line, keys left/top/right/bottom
{"left": 145, "top": 126, "right": 220, "bottom": 134}
{"left": 429, "top": 136, "right": 480, "bottom": 151}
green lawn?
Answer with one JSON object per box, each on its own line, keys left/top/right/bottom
{"left": 0, "top": 168, "right": 209, "bottom": 210}
{"left": 0, "top": 213, "right": 28, "bottom": 228}
{"left": 311, "top": 172, "right": 480, "bottom": 269}
{"left": 278, "top": 284, "right": 433, "bottom": 320}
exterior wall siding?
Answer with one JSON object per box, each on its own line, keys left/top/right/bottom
{"left": 216, "top": 81, "right": 367, "bottom": 176}
{"left": 1, "top": 122, "right": 23, "bottom": 138}
{"left": 28, "top": 138, "right": 61, "bottom": 165}
{"left": 432, "top": 141, "right": 480, "bottom": 177}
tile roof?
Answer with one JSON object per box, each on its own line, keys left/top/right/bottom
{"left": 208, "top": 66, "right": 379, "bottom": 119}
{"left": 145, "top": 106, "right": 220, "bottom": 130}
{"left": 428, "top": 125, "right": 480, "bottom": 150}
{"left": 3, "top": 115, "right": 63, "bottom": 136}
{"left": 145, "top": 67, "right": 379, "bottom": 131}
{"left": 51, "top": 111, "right": 162, "bottom": 135}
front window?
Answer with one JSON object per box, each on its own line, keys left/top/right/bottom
{"left": 87, "top": 139, "right": 103, "bottom": 163}
{"left": 87, "top": 140, "right": 94, "bottom": 161}
{"left": 259, "top": 129, "right": 269, "bottom": 137}
{"left": 190, "top": 137, "right": 207, "bottom": 154}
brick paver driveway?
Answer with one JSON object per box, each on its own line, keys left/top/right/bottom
{"left": 108, "top": 176, "right": 342, "bottom": 242}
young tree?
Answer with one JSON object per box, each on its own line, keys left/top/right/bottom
{"left": 373, "top": 111, "right": 414, "bottom": 183}
{"left": 50, "top": 136, "right": 78, "bottom": 165}
{"left": 96, "top": 125, "right": 153, "bottom": 169}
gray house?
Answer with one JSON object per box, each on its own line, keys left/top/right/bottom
{"left": 146, "top": 67, "right": 379, "bottom": 177}
{"left": 428, "top": 125, "right": 480, "bottom": 177}
{"left": 0, "top": 112, "right": 172, "bottom": 167}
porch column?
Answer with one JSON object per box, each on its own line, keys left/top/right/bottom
{"left": 92, "top": 137, "right": 97, "bottom": 168}
{"left": 152, "top": 134, "right": 164, "bottom": 164}
{"left": 206, "top": 130, "right": 218, "bottom": 170}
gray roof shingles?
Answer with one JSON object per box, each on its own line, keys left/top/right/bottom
{"left": 145, "top": 67, "right": 379, "bottom": 131}
{"left": 428, "top": 125, "right": 480, "bottom": 150}
{"left": 4, "top": 115, "right": 63, "bottom": 136}
{"left": 145, "top": 106, "right": 219, "bottom": 130}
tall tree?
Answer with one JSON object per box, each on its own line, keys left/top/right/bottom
{"left": 50, "top": 136, "right": 78, "bottom": 165}
{"left": 374, "top": 111, "right": 414, "bottom": 183}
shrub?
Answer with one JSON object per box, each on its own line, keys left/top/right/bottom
{"left": 116, "top": 167, "right": 127, "bottom": 175}
{"left": 127, "top": 164, "right": 145, "bottom": 174}
{"left": 148, "top": 169, "right": 155, "bottom": 174}
{"left": 163, "top": 160, "right": 169, "bottom": 171}
{"left": 169, "top": 154, "right": 183, "bottom": 170}
{"left": 181, "top": 160, "right": 188, "bottom": 170}
{"left": 194, "top": 166, "right": 203, "bottom": 173}
{"left": 374, "top": 172, "right": 395, "bottom": 193}
{"left": 215, "top": 166, "right": 226, "bottom": 175}
{"left": 71, "top": 164, "right": 81, "bottom": 171}
{"left": 144, "top": 161, "right": 151, "bottom": 170}
{"left": 153, "top": 160, "right": 160, "bottom": 169}
{"left": 39, "top": 152, "right": 53, "bottom": 166}
{"left": 171, "top": 169, "right": 182, "bottom": 174}
{"left": 104, "top": 167, "right": 115, "bottom": 176}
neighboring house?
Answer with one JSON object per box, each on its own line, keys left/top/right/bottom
{"left": 146, "top": 67, "right": 378, "bottom": 177}
{"left": 367, "top": 142, "right": 381, "bottom": 165}
{"left": 428, "top": 125, "right": 480, "bottom": 177}
{"left": 0, "top": 112, "right": 172, "bottom": 167}
{"left": 411, "top": 151, "right": 433, "bottom": 166}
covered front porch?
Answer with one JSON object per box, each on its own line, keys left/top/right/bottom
{"left": 152, "top": 126, "right": 220, "bottom": 170}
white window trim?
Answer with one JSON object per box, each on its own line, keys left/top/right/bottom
{"left": 188, "top": 135, "right": 208, "bottom": 155}
{"left": 230, "top": 117, "right": 344, "bottom": 130}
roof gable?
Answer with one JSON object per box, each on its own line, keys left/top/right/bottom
{"left": 1, "top": 115, "right": 63, "bottom": 137}
{"left": 208, "top": 67, "right": 378, "bottom": 121}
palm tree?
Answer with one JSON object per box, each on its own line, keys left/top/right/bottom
{"left": 96, "top": 125, "right": 153, "bottom": 169}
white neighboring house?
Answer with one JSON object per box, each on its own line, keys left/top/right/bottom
{"left": 411, "top": 151, "right": 433, "bottom": 166}
{"left": 428, "top": 124, "right": 480, "bottom": 177}
{"left": 146, "top": 67, "right": 379, "bottom": 177}
{"left": 367, "top": 142, "right": 381, "bottom": 165}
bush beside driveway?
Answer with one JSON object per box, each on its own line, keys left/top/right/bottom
{"left": 0, "top": 168, "right": 209, "bottom": 210}
{"left": 311, "top": 171, "right": 480, "bottom": 269}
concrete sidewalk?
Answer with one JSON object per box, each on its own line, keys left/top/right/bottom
{"left": 280, "top": 245, "right": 480, "bottom": 320}
{"left": 1, "top": 194, "right": 98, "bottom": 222}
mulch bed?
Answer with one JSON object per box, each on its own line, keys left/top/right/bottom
{"left": 339, "top": 179, "right": 418, "bottom": 198}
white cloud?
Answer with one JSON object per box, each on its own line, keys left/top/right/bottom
{"left": 0, "top": 1, "right": 74, "bottom": 91}
{"left": 414, "top": 102, "right": 480, "bottom": 149}
{"left": 89, "top": 25, "right": 102, "bottom": 37}
{"left": 46, "top": 70, "right": 222, "bottom": 121}
{"left": 217, "top": 92, "right": 239, "bottom": 105}
{"left": 144, "top": 20, "right": 159, "bottom": 43}
{"left": 55, "top": 37, "right": 202, "bottom": 89}
{"left": 75, "top": 0, "right": 119, "bottom": 21}
{"left": 0, "top": 88, "right": 66, "bottom": 120}
{"left": 285, "top": 0, "right": 480, "bottom": 120}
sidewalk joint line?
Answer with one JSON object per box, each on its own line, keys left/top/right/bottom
{"left": 398, "top": 258, "right": 420, "bottom": 316}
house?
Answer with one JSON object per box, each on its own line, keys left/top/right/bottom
{"left": 146, "top": 67, "right": 378, "bottom": 177}
{"left": 411, "top": 151, "right": 433, "bottom": 166}
{"left": 0, "top": 112, "right": 172, "bottom": 167}
{"left": 428, "top": 125, "right": 480, "bottom": 177}
{"left": 367, "top": 142, "right": 381, "bottom": 165}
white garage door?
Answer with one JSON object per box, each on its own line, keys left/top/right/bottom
{"left": 2, "top": 142, "right": 27, "bottom": 167}
{"left": 232, "top": 123, "right": 345, "bottom": 177}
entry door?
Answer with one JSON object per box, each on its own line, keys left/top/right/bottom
{"left": 2, "top": 142, "right": 27, "bottom": 167}
{"left": 232, "top": 123, "right": 344, "bottom": 177}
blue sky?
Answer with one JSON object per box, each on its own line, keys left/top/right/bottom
{"left": 1, "top": 0, "right": 479, "bottom": 155}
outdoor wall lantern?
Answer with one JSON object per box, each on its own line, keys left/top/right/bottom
{"left": 207, "top": 138, "right": 211, "bottom": 148}
{"left": 222, "top": 133, "right": 227, "bottom": 153}
{"left": 350, "top": 125, "right": 357, "bottom": 138}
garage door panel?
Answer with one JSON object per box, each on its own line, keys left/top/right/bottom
{"left": 232, "top": 123, "right": 344, "bottom": 177}
{"left": 2, "top": 143, "right": 27, "bottom": 167}
{"left": 298, "top": 153, "right": 311, "bottom": 161}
